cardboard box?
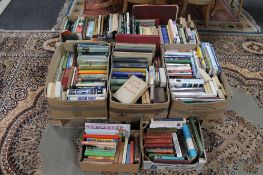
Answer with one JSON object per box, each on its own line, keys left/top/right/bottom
{"left": 162, "top": 44, "right": 233, "bottom": 120}
{"left": 79, "top": 131, "right": 140, "bottom": 173}
{"left": 45, "top": 40, "right": 110, "bottom": 119}
{"left": 108, "top": 43, "right": 170, "bottom": 122}
{"left": 140, "top": 119, "right": 207, "bottom": 172}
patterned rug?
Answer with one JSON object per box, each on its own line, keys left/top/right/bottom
{"left": 0, "top": 32, "right": 263, "bottom": 175}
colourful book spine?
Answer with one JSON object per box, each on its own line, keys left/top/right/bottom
{"left": 130, "top": 141, "right": 134, "bottom": 164}
{"left": 79, "top": 70, "right": 107, "bottom": 74}
{"left": 182, "top": 125, "right": 197, "bottom": 159}
{"left": 83, "top": 134, "right": 119, "bottom": 140}
{"left": 126, "top": 144, "right": 130, "bottom": 164}
{"left": 161, "top": 26, "right": 169, "bottom": 44}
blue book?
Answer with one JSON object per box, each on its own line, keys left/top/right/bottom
{"left": 161, "top": 26, "right": 169, "bottom": 44}
{"left": 126, "top": 144, "right": 130, "bottom": 164}
{"left": 190, "top": 56, "right": 197, "bottom": 78}
{"left": 182, "top": 125, "right": 197, "bottom": 159}
{"left": 112, "top": 72, "right": 146, "bottom": 79}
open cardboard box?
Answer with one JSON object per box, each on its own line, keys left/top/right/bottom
{"left": 108, "top": 43, "right": 170, "bottom": 123}
{"left": 162, "top": 44, "right": 233, "bottom": 120}
{"left": 79, "top": 130, "right": 140, "bottom": 173}
{"left": 45, "top": 40, "right": 110, "bottom": 119}
{"left": 140, "top": 119, "right": 207, "bottom": 172}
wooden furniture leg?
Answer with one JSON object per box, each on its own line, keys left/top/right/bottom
{"left": 205, "top": 3, "right": 210, "bottom": 27}
{"left": 181, "top": 2, "right": 188, "bottom": 17}
{"left": 122, "top": 0, "right": 128, "bottom": 13}
{"left": 230, "top": 0, "right": 243, "bottom": 18}
{"left": 237, "top": 0, "right": 243, "bottom": 18}
{"left": 211, "top": 0, "right": 218, "bottom": 16}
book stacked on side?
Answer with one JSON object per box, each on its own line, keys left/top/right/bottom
{"left": 143, "top": 118, "right": 205, "bottom": 164}
{"left": 61, "top": 13, "right": 159, "bottom": 41}
{"left": 165, "top": 44, "right": 227, "bottom": 103}
{"left": 81, "top": 123, "right": 140, "bottom": 165}
{"left": 110, "top": 43, "right": 167, "bottom": 104}
{"left": 47, "top": 42, "right": 109, "bottom": 101}
{"left": 159, "top": 16, "right": 200, "bottom": 45}
{"left": 66, "top": 43, "right": 109, "bottom": 101}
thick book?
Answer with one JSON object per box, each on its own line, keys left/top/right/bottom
{"left": 113, "top": 75, "right": 148, "bottom": 104}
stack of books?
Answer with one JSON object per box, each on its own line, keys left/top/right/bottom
{"left": 159, "top": 17, "right": 200, "bottom": 45}
{"left": 165, "top": 43, "right": 227, "bottom": 103}
{"left": 81, "top": 123, "right": 140, "bottom": 164}
{"left": 47, "top": 42, "right": 110, "bottom": 101}
{"left": 143, "top": 118, "right": 205, "bottom": 164}
{"left": 61, "top": 13, "right": 159, "bottom": 41}
{"left": 66, "top": 43, "right": 109, "bottom": 101}
{"left": 110, "top": 43, "right": 167, "bottom": 104}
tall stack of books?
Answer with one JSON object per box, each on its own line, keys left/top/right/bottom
{"left": 159, "top": 17, "right": 200, "bottom": 45}
{"left": 81, "top": 123, "right": 140, "bottom": 165}
{"left": 165, "top": 43, "right": 227, "bottom": 103}
{"left": 110, "top": 43, "right": 167, "bottom": 104}
{"left": 143, "top": 118, "right": 205, "bottom": 164}
{"left": 47, "top": 42, "right": 110, "bottom": 101}
{"left": 67, "top": 43, "right": 109, "bottom": 101}
{"left": 61, "top": 13, "right": 159, "bottom": 41}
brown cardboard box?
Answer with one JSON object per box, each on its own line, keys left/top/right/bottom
{"left": 108, "top": 43, "right": 170, "bottom": 122}
{"left": 79, "top": 131, "right": 140, "bottom": 173}
{"left": 45, "top": 40, "right": 110, "bottom": 119}
{"left": 109, "top": 97, "right": 170, "bottom": 122}
{"left": 140, "top": 119, "right": 207, "bottom": 172}
{"left": 162, "top": 44, "right": 233, "bottom": 120}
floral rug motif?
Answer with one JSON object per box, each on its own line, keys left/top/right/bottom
{"left": 0, "top": 32, "right": 263, "bottom": 175}
{"left": 200, "top": 34, "right": 263, "bottom": 108}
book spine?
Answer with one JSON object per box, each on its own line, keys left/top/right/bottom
{"left": 182, "top": 125, "right": 197, "bottom": 159}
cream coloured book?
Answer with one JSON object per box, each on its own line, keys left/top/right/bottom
{"left": 113, "top": 75, "right": 148, "bottom": 104}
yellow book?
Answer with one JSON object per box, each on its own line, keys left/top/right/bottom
{"left": 166, "top": 25, "right": 173, "bottom": 44}
{"left": 112, "top": 68, "right": 146, "bottom": 73}
{"left": 79, "top": 70, "right": 107, "bottom": 74}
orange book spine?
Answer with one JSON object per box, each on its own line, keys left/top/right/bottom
{"left": 83, "top": 134, "right": 119, "bottom": 139}
{"left": 79, "top": 70, "right": 107, "bottom": 74}
{"left": 130, "top": 141, "right": 134, "bottom": 164}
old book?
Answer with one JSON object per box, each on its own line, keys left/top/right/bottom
{"left": 113, "top": 75, "right": 148, "bottom": 104}
{"left": 118, "top": 142, "right": 125, "bottom": 164}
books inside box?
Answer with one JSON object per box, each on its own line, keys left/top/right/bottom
{"left": 46, "top": 42, "right": 110, "bottom": 102}
{"left": 79, "top": 123, "right": 140, "bottom": 172}
{"left": 61, "top": 13, "right": 159, "bottom": 42}
{"left": 110, "top": 43, "right": 168, "bottom": 105}
{"left": 141, "top": 118, "right": 206, "bottom": 168}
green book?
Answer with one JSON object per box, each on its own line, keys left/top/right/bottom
{"left": 111, "top": 85, "right": 121, "bottom": 92}
{"left": 110, "top": 79, "right": 127, "bottom": 86}
{"left": 147, "top": 128, "right": 177, "bottom": 133}
{"left": 62, "top": 53, "right": 69, "bottom": 70}
{"left": 165, "top": 60, "right": 192, "bottom": 64}
{"left": 84, "top": 150, "right": 116, "bottom": 157}
{"left": 189, "top": 118, "right": 204, "bottom": 157}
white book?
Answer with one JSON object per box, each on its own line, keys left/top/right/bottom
{"left": 113, "top": 75, "right": 148, "bottom": 104}
{"left": 122, "top": 137, "right": 129, "bottom": 164}
{"left": 54, "top": 81, "right": 62, "bottom": 99}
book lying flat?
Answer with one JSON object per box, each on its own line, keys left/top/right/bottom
{"left": 113, "top": 75, "right": 148, "bottom": 104}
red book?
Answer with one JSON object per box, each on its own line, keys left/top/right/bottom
{"left": 61, "top": 68, "right": 70, "bottom": 90}
{"left": 144, "top": 143, "right": 174, "bottom": 148}
{"left": 130, "top": 141, "right": 134, "bottom": 164}
{"left": 144, "top": 133, "right": 172, "bottom": 139}
{"left": 83, "top": 134, "right": 119, "bottom": 140}
{"left": 144, "top": 139, "right": 173, "bottom": 144}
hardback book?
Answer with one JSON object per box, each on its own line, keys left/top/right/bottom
{"left": 113, "top": 75, "right": 148, "bottom": 104}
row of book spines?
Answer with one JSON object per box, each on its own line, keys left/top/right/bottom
{"left": 143, "top": 123, "right": 204, "bottom": 159}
